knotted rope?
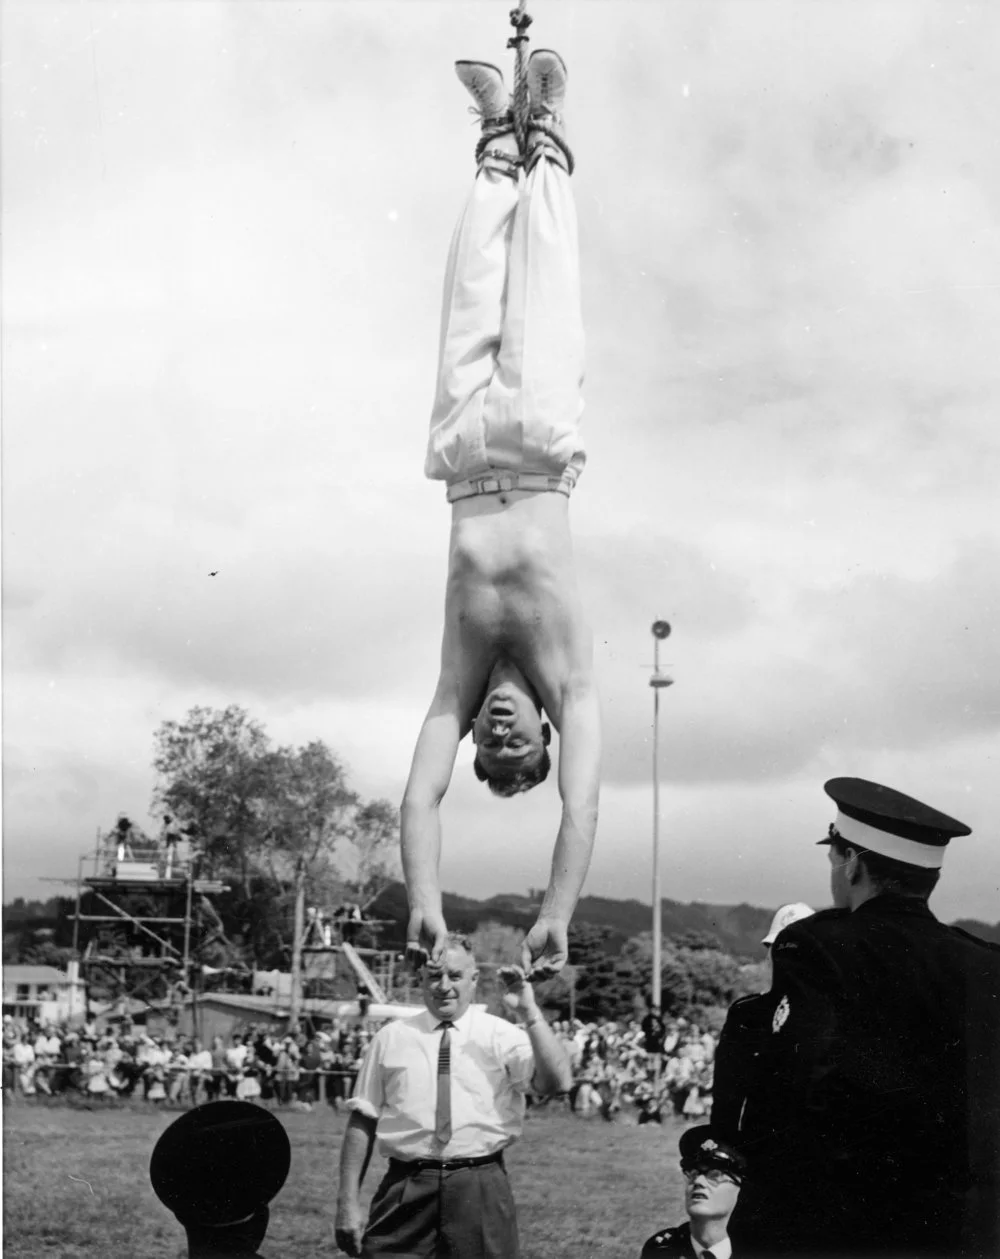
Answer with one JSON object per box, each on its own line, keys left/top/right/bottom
{"left": 508, "top": 2, "right": 533, "bottom": 154}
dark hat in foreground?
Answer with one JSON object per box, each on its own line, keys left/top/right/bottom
{"left": 820, "top": 777, "right": 971, "bottom": 870}
{"left": 150, "top": 1101, "right": 291, "bottom": 1228}
{"left": 679, "top": 1126, "right": 746, "bottom": 1178}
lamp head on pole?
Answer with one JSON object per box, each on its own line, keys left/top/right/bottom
{"left": 650, "top": 620, "right": 674, "bottom": 687}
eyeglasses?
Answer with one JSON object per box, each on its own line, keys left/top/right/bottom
{"left": 681, "top": 1166, "right": 740, "bottom": 1187}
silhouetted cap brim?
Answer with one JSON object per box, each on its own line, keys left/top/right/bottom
{"left": 150, "top": 1101, "right": 290, "bottom": 1228}
{"left": 821, "top": 777, "right": 971, "bottom": 869}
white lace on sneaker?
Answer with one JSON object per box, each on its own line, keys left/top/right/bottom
{"left": 455, "top": 61, "right": 509, "bottom": 126}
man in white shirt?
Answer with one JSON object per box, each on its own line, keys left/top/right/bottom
{"left": 187, "top": 1039, "right": 214, "bottom": 1105}
{"left": 641, "top": 1126, "right": 745, "bottom": 1259}
{"left": 334, "top": 934, "right": 571, "bottom": 1258}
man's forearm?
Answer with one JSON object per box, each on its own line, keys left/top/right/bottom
{"left": 538, "top": 806, "right": 597, "bottom": 924}
{"left": 524, "top": 1012, "right": 573, "bottom": 1095}
{"left": 338, "top": 1111, "right": 377, "bottom": 1204}
{"left": 400, "top": 798, "right": 443, "bottom": 913}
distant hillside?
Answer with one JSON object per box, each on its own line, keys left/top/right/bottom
{"left": 5, "top": 888, "right": 997, "bottom": 964}
{"left": 369, "top": 884, "right": 1000, "bottom": 959}
{"left": 952, "top": 918, "right": 1000, "bottom": 945}
{"left": 371, "top": 884, "right": 780, "bottom": 958}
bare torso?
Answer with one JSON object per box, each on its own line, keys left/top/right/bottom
{"left": 444, "top": 490, "right": 591, "bottom": 734}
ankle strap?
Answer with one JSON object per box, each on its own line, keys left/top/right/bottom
{"left": 527, "top": 120, "right": 575, "bottom": 175}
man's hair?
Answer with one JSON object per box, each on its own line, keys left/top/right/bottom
{"left": 421, "top": 933, "right": 478, "bottom": 972}
{"left": 472, "top": 747, "right": 551, "bottom": 797}
{"left": 829, "top": 836, "right": 940, "bottom": 900}
{"left": 442, "top": 932, "right": 475, "bottom": 957}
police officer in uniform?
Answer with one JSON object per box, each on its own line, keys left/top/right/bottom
{"left": 711, "top": 903, "right": 814, "bottom": 1144}
{"left": 150, "top": 1100, "right": 291, "bottom": 1257}
{"left": 641, "top": 1126, "right": 746, "bottom": 1258}
{"left": 730, "top": 778, "right": 1000, "bottom": 1258}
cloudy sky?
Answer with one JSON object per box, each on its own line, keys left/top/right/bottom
{"left": 4, "top": 1, "right": 999, "bottom": 923}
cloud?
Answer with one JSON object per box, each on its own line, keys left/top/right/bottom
{"left": 594, "top": 538, "right": 1000, "bottom": 787}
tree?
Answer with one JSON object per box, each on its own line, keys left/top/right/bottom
{"left": 151, "top": 705, "right": 273, "bottom": 894}
{"left": 255, "top": 741, "right": 360, "bottom": 1028}
{"left": 150, "top": 708, "right": 402, "bottom": 1012}
{"left": 338, "top": 799, "right": 401, "bottom": 913}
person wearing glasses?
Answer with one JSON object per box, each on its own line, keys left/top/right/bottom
{"left": 641, "top": 1126, "right": 746, "bottom": 1259}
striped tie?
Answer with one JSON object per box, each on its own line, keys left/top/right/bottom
{"left": 435, "top": 1021, "right": 454, "bottom": 1145}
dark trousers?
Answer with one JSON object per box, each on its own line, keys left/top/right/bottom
{"left": 361, "top": 1158, "right": 519, "bottom": 1259}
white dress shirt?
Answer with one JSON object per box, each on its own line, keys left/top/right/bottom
{"left": 347, "top": 1006, "right": 535, "bottom": 1160}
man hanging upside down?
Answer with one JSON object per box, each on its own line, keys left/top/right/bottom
{"left": 402, "top": 50, "right": 601, "bottom": 979}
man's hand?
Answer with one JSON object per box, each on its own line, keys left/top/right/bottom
{"left": 497, "top": 965, "right": 539, "bottom": 1019}
{"left": 405, "top": 907, "right": 448, "bottom": 969}
{"left": 521, "top": 917, "right": 568, "bottom": 978}
{"left": 334, "top": 1197, "right": 366, "bottom": 1257}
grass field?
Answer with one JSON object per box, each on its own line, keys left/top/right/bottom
{"left": 3, "top": 1099, "right": 690, "bottom": 1258}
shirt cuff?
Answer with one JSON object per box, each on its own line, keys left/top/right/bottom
{"left": 344, "top": 1097, "right": 379, "bottom": 1121}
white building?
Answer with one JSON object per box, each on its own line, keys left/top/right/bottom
{"left": 2, "top": 963, "right": 87, "bottom": 1024}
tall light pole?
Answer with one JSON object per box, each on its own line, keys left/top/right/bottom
{"left": 650, "top": 620, "right": 674, "bottom": 1014}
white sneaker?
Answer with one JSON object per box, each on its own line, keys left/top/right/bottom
{"left": 455, "top": 60, "right": 509, "bottom": 124}
{"left": 526, "top": 49, "right": 567, "bottom": 121}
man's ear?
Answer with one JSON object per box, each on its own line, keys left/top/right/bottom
{"left": 541, "top": 722, "right": 552, "bottom": 746}
{"left": 845, "top": 847, "right": 863, "bottom": 885}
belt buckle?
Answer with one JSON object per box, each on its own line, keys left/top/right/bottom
{"left": 476, "top": 476, "right": 500, "bottom": 495}
{"left": 496, "top": 474, "right": 515, "bottom": 493}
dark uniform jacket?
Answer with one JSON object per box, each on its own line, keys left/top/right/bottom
{"left": 641, "top": 1221, "right": 731, "bottom": 1258}
{"left": 710, "top": 991, "right": 777, "bottom": 1145}
{"left": 730, "top": 896, "right": 1000, "bottom": 1258}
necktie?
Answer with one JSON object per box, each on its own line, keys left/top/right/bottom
{"left": 435, "top": 1021, "right": 454, "bottom": 1145}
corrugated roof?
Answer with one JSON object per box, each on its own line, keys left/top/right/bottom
{"left": 3, "top": 965, "right": 70, "bottom": 984}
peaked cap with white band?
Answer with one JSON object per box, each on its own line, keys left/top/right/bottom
{"left": 819, "top": 777, "right": 972, "bottom": 869}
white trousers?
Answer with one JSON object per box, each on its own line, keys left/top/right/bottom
{"left": 425, "top": 137, "right": 586, "bottom": 499}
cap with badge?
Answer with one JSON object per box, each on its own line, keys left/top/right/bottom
{"left": 820, "top": 778, "right": 972, "bottom": 870}
{"left": 150, "top": 1100, "right": 290, "bottom": 1236}
{"left": 678, "top": 1125, "right": 747, "bottom": 1180}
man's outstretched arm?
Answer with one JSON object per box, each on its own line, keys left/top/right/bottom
{"left": 401, "top": 673, "right": 464, "bottom": 962}
{"left": 522, "top": 678, "right": 601, "bottom": 976}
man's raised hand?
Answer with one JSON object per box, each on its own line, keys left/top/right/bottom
{"left": 405, "top": 907, "right": 448, "bottom": 969}
{"left": 497, "top": 965, "right": 537, "bottom": 1018}
{"left": 520, "top": 917, "right": 568, "bottom": 979}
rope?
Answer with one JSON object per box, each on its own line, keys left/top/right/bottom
{"left": 507, "top": 2, "right": 533, "bottom": 154}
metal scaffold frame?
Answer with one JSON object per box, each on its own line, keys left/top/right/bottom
{"left": 69, "top": 824, "right": 228, "bottom": 1025}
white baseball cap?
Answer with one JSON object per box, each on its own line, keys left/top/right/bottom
{"left": 761, "top": 902, "right": 815, "bottom": 945}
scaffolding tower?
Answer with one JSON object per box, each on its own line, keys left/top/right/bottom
{"left": 300, "top": 905, "right": 412, "bottom": 1006}
{"left": 72, "top": 819, "right": 227, "bottom": 1021}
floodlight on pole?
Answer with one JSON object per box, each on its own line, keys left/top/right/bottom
{"left": 649, "top": 620, "right": 674, "bottom": 1016}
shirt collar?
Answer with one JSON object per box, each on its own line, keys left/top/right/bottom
{"left": 419, "top": 1005, "right": 477, "bottom": 1033}
{"left": 699, "top": 1237, "right": 732, "bottom": 1259}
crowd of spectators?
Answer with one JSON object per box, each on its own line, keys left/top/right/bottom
{"left": 2, "top": 1010, "right": 716, "bottom": 1122}
{"left": 0, "top": 1014, "right": 376, "bottom": 1108}
{"left": 551, "top": 1016, "right": 717, "bottom": 1123}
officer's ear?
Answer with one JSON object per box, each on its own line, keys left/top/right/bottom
{"left": 844, "top": 847, "right": 863, "bottom": 885}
